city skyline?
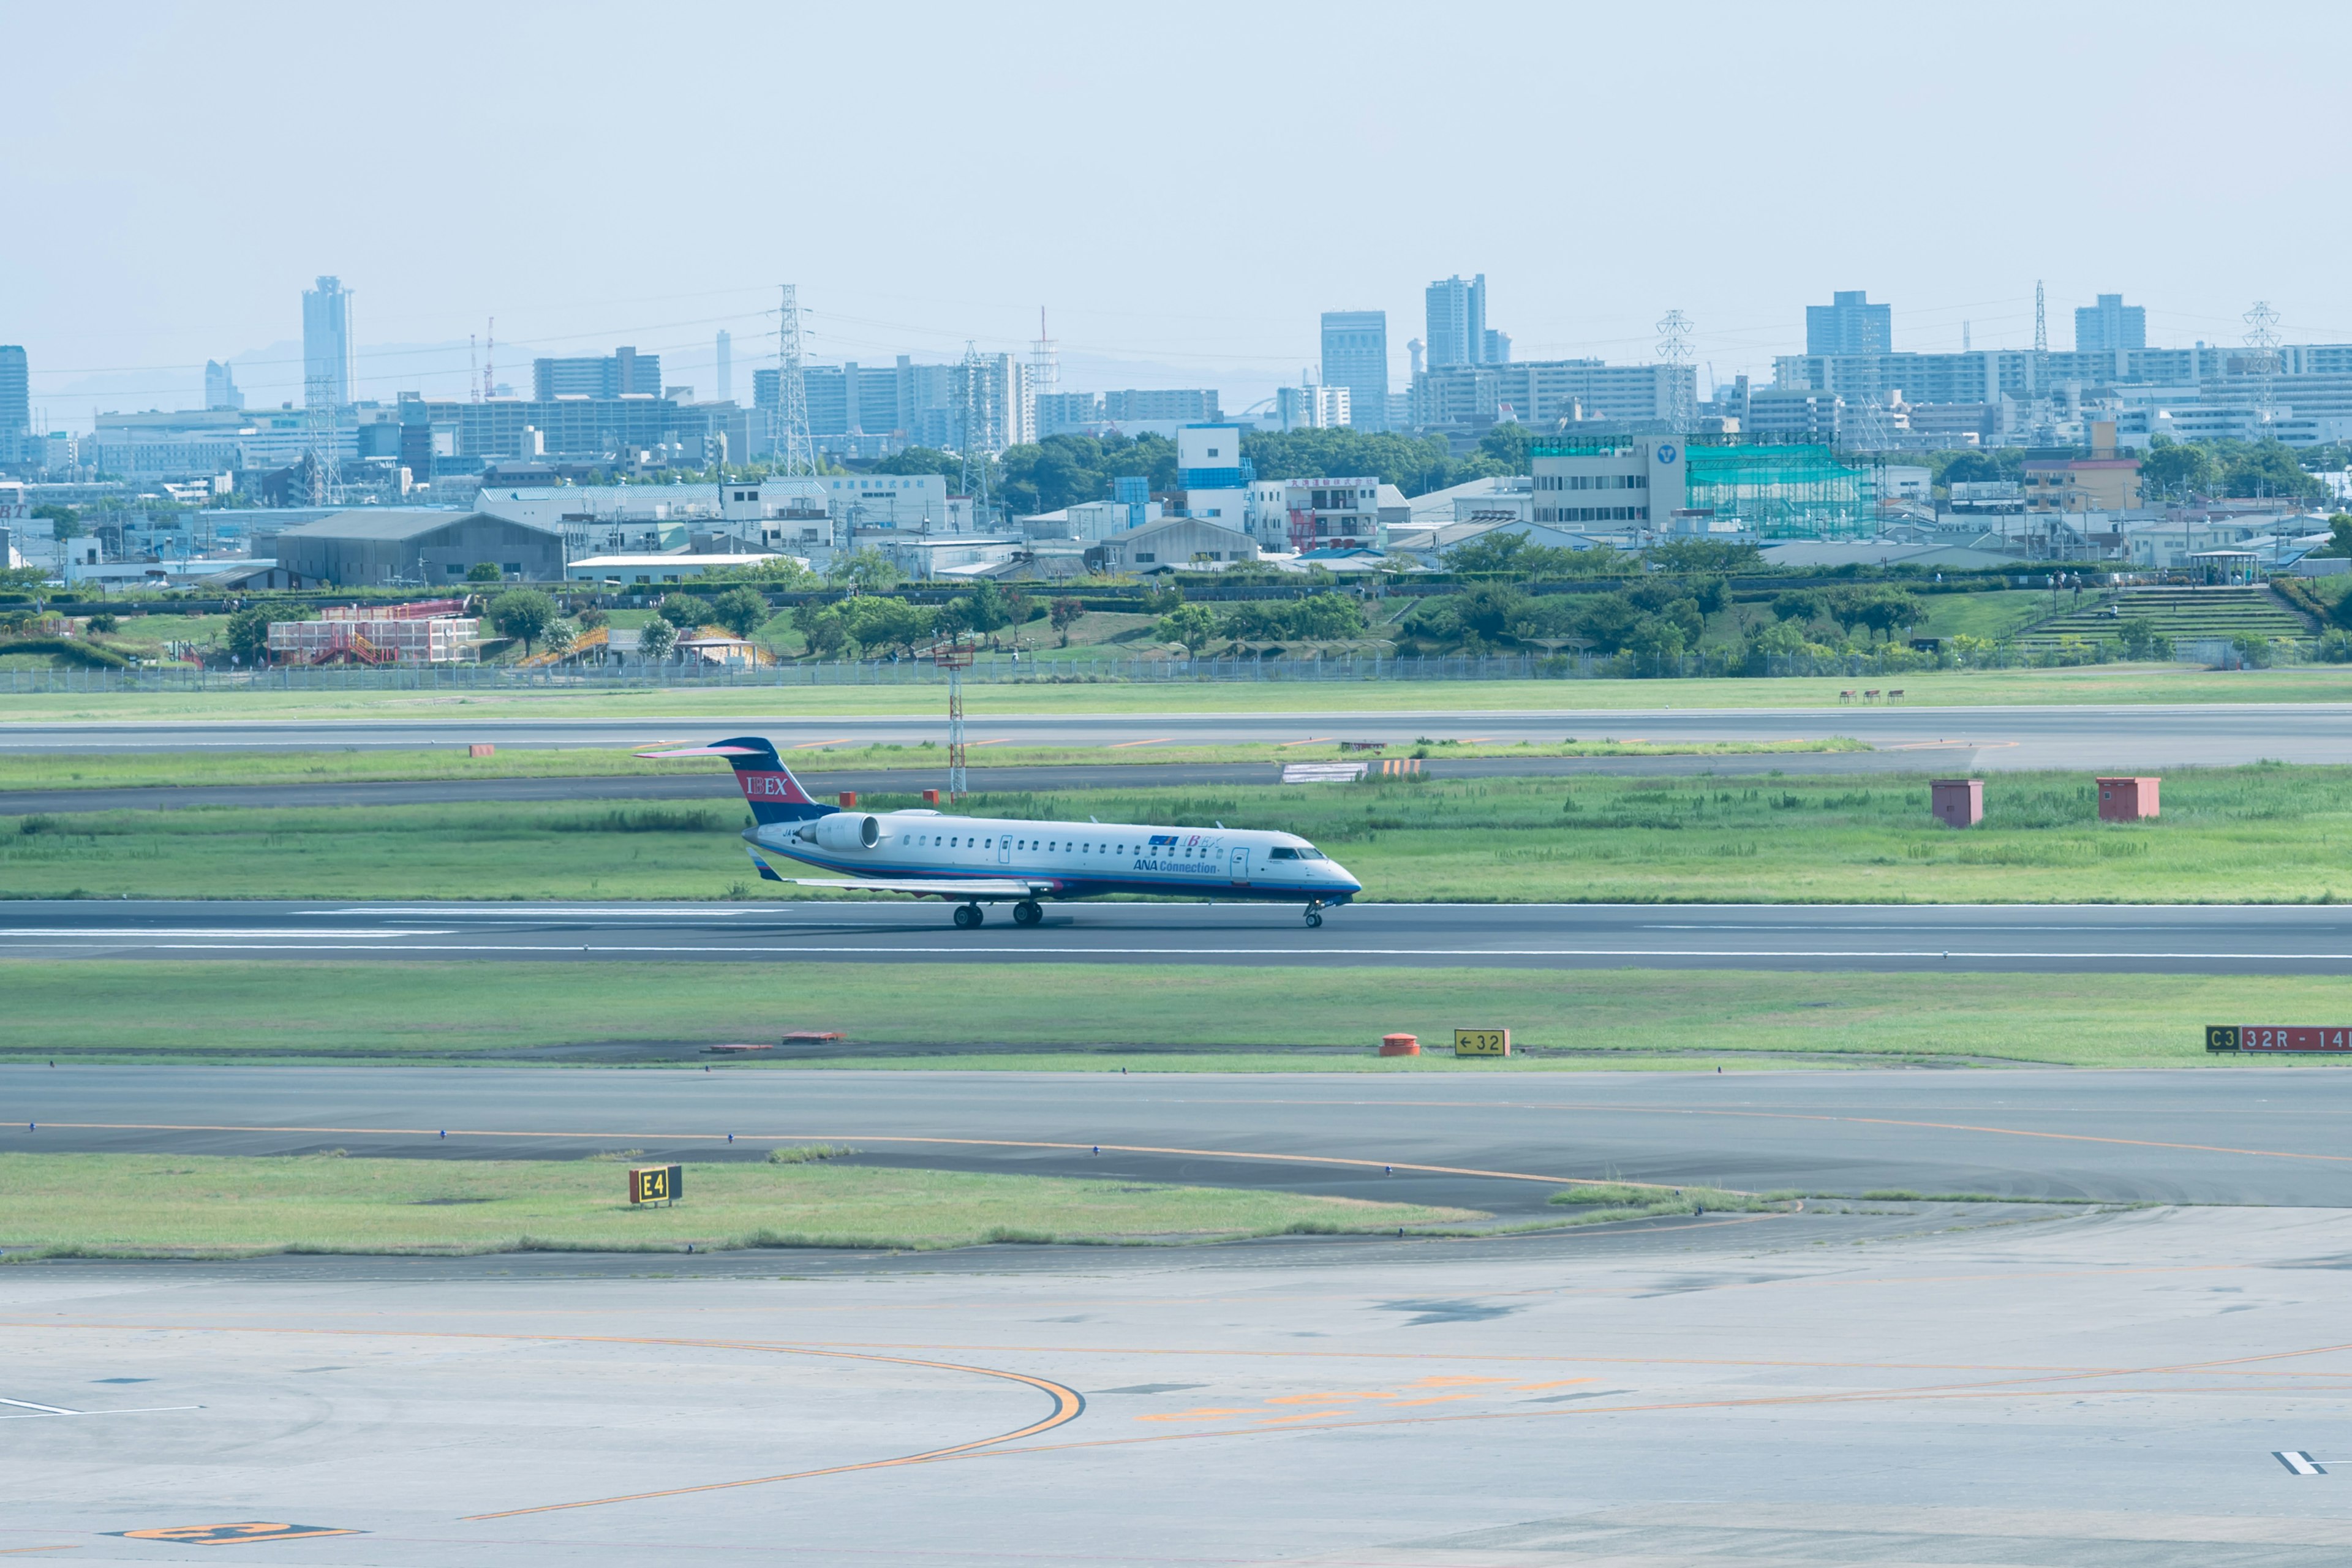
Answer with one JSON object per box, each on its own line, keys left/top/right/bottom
{"left": 6, "top": 1, "right": 2351, "bottom": 429}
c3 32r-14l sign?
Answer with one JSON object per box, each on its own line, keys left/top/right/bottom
{"left": 2207, "top": 1026, "right": 2352, "bottom": 1052}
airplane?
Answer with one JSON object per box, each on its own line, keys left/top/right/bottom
{"left": 637, "top": 735, "right": 1362, "bottom": 928}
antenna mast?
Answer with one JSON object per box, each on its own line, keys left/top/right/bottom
{"left": 483, "top": 317, "right": 495, "bottom": 401}
{"left": 775, "top": 284, "right": 815, "bottom": 477}
{"left": 469, "top": 334, "right": 480, "bottom": 404}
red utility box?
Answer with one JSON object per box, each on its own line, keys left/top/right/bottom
{"left": 1931, "top": 779, "right": 1983, "bottom": 828}
{"left": 838, "top": 791, "right": 858, "bottom": 808}
{"left": 2097, "top": 777, "right": 2160, "bottom": 822}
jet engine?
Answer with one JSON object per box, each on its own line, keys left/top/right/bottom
{"left": 813, "top": 812, "right": 881, "bottom": 851}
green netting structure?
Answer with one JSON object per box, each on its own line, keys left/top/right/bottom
{"left": 1683, "top": 440, "right": 1876, "bottom": 540}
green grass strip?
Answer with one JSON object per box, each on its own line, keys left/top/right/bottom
{"left": 4, "top": 960, "right": 2344, "bottom": 1068}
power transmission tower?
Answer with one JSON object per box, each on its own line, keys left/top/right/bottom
{"left": 2033, "top": 281, "right": 2047, "bottom": 355}
{"left": 1030, "top": 307, "right": 1058, "bottom": 401}
{"left": 774, "top": 284, "right": 815, "bottom": 477}
{"left": 2244, "top": 300, "right": 2283, "bottom": 424}
{"left": 483, "top": 317, "right": 495, "bottom": 401}
{"left": 1654, "top": 309, "right": 1694, "bottom": 432}
{"left": 959, "top": 341, "right": 993, "bottom": 527}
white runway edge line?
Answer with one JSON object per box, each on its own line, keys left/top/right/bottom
{"left": 40, "top": 943, "right": 2352, "bottom": 961}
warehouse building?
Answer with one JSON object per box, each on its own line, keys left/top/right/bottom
{"left": 271, "top": 509, "right": 565, "bottom": 586}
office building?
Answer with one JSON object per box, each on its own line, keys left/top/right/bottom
{"left": 1532, "top": 433, "right": 1875, "bottom": 540}
{"left": 2075, "top": 294, "right": 2147, "bottom": 353}
{"left": 1175, "top": 424, "right": 1250, "bottom": 530}
{"left": 204, "top": 360, "right": 244, "bottom": 412}
{"left": 1804, "top": 290, "right": 1891, "bottom": 356}
{"left": 714, "top": 331, "right": 732, "bottom": 402}
{"left": 1412, "top": 358, "right": 1694, "bottom": 429}
{"left": 533, "top": 347, "right": 662, "bottom": 401}
{"left": 1103, "top": 388, "right": 1220, "bottom": 422}
{"left": 301, "top": 276, "right": 355, "bottom": 406}
{"left": 1319, "top": 310, "right": 1388, "bottom": 431}
{"left": 0, "top": 345, "right": 26, "bottom": 435}
{"left": 1276, "top": 383, "right": 1351, "bottom": 431}
{"left": 1425, "top": 274, "right": 1491, "bottom": 368}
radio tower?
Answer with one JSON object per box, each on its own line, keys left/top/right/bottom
{"left": 774, "top": 284, "right": 815, "bottom": 476}
{"left": 482, "top": 317, "right": 495, "bottom": 401}
{"left": 2033, "top": 281, "right": 2047, "bottom": 355}
{"left": 469, "top": 334, "right": 480, "bottom": 403}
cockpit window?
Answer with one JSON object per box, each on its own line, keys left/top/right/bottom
{"left": 1268, "top": 846, "right": 1298, "bottom": 860}
{"left": 1297, "top": 847, "right": 1327, "bottom": 860}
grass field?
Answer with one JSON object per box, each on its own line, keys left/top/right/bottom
{"left": 11, "top": 766, "right": 2352, "bottom": 903}
{"left": 0, "top": 1152, "right": 1477, "bottom": 1259}
{"left": 9, "top": 663, "right": 2352, "bottom": 723}
{"left": 0, "top": 959, "right": 2332, "bottom": 1069}
{"left": 0, "top": 736, "right": 1868, "bottom": 794}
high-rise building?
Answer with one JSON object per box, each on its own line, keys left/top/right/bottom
{"left": 1805, "top": 290, "right": 1891, "bottom": 356}
{"left": 1425, "top": 275, "right": 1490, "bottom": 368}
{"left": 2075, "top": 294, "right": 2147, "bottom": 353}
{"left": 204, "top": 360, "right": 244, "bottom": 412}
{"left": 532, "top": 348, "right": 663, "bottom": 401}
{"left": 1483, "top": 330, "right": 1511, "bottom": 364}
{"left": 1319, "top": 310, "right": 1389, "bottom": 431}
{"left": 0, "top": 345, "right": 27, "bottom": 435}
{"left": 715, "top": 331, "right": 733, "bottom": 402}
{"left": 301, "top": 276, "right": 354, "bottom": 406}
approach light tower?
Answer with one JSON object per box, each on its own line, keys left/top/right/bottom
{"left": 933, "top": 633, "right": 973, "bottom": 798}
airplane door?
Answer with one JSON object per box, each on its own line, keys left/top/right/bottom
{"left": 1229, "top": 847, "right": 1250, "bottom": 885}
{"left": 999, "top": 835, "right": 1012, "bottom": 865}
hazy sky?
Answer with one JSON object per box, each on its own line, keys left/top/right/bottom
{"left": 7, "top": 1, "right": 2348, "bottom": 428}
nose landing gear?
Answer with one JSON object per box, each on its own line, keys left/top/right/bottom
{"left": 1303, "top": 901, "right": 1325, "bottom": 929}
{"left": 1012, "top": 900, "right": 1043, "bottom": 927}
{"left": 954, "top": 903, "right": 984, "bottom": 929}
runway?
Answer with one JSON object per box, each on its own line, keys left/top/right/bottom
{"left": 9, "top": 700, "right": 2352, "bottom": 769}
{"left": 3, "top": 897, "right": 2347, "bottom": 973}
{"left": 10, "top": 1063, "right": 2352, "bottom": 1206}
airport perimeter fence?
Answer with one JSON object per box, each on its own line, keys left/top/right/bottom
{"left": 1, "top": 636, "right": 2295, "bottom": 696}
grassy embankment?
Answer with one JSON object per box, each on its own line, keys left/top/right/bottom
{"left": 10, "top": 663, "right": 2352, "bottom": 722}
{"left": 0, "top": 737, "right": 1867, "bottom": 793}
{"left": 0, "top": 960, "right": 2335, "bottom": 1069}
{"left": 10, "top": 766, "right": 2352, "bottom": 903}
{"left": 0, "top": 1152, "right": 1478, "bottom": 1259}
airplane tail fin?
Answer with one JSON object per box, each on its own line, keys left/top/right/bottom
{"left": 636, "top": 736, "right": 833, "bottom": 824}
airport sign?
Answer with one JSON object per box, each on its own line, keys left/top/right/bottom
{"left": 1453, "top": 1028, "right": 1511, "bottom": 1057}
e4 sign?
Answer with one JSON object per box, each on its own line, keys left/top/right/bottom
{"left": 629, "top": 1164, "right": 684, "bottom": 1205}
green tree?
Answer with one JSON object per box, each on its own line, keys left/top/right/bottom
{"left": 2220, "top": 439, "right": 2324, "bottom": 502}
{"left": 1049, "top": 596, "right": 1084, "bottom": 634}
{"left": 488, "top": 588, "right": 558, "bottom": 654}
{"left": 655, "top": 593, "right": 706, "bottom": 630}
{"left": 827, "top": 546, "right": 904, "bottom": 590}
{"left": 699, "top": 555, "right": 820, "bottom": 589}
{"left": 541, "top": 619, "right": 576, "bottom": 655}
{"left": 466, "top": 562, "right": 503, "bottom": 582}
{"left": 32, "top": 503, "right": 81, "bottom": 540}
{"left": 795, "top": 603, "right": 850, "bottom": 658}
{"left": 575, "top": 606, "right": 609, "bottom": 631}
{"left": 948, "top": 579, "right": 1011, "bottom": 639}
{"left": 84, "top": 612, "right": 120, "bottom": 634}
{"left": 1157, "top": 602, "right": 1218, "bottom": 652}
{"left": 1477, "top": 422, "right": 1536, "bottom": 471}
{"left": 709, "top": 586, "right": 771, "bottom": 640}
{"left": 2141, "top": 439, "right": 2218, "bottom": 498}
{"left": 636, "top": 616, "right": 677, "bottom": 661}
{"left": 224, "top": 605, "right": 273, "bottom": 665}
{"left": 1648, "top": 539, "right": 1764, "bottom": 575}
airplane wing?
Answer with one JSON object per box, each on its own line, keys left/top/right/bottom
{"left": 744, "top": 848, "right": 1049, "bottom": 900}
{"left": 790, "top": 877, "right": 1049, "bottom": 899}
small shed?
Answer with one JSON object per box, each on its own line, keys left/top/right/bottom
{"left": 1931, "top": 779, "right": 1983, "bottom": 829}
{"left": 2097, "top": 776, "right": 2160, "bottom": 822}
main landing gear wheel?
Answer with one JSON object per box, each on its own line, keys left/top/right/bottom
{"left": 1303, "top": 903, "right": 1324, "bottom": 929}
{"left": 954, "top": 903, "right": 984, "bottom": 929}
{"left": 1012, "top": 900, "right": 1043, "bottom": 927}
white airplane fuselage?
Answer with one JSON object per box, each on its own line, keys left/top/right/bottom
{"left": 750, "top": 808, "right": 1362, "bottom": 906}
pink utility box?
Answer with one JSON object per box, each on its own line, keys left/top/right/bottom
{"left": 1931, "top": 779, "right": 1983, "bottom": 828}
{"left": 2097, "top": 777, "right": 2160, "bottom": 822}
